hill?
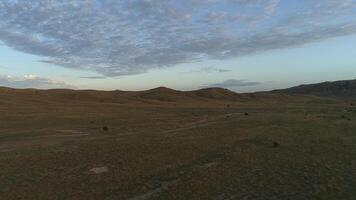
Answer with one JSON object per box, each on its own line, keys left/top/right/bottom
{"left": 0, "top": 86, "right": 297, "bottom": 105}
{"left": 273, "top": 79, "right": 356, "bottom": 99}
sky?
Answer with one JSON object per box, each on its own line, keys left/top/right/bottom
{"left": 0, "top": 0, "right": 356, "bottom": 92}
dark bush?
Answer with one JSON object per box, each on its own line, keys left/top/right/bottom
{"left": 244, "top": 112, "right": 249, "bottom": 116}
{"left": 273, "top": 142, "right": 280, "bottom": 148}
{"left": 103, "top": 126, "right": 109, "bottom": 131}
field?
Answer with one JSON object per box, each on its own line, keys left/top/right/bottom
{"left": 0, "top": 88, "right": 356, "bottom": 199}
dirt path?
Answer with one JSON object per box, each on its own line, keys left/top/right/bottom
{"left": 0, "top": 130, "right": 94, "bottom": 152}
{"left": 116, "top": 112, "right": 243, "bottom": 138}
{"left": 124, "top": 145, "right": 229, "bottom": 200}
{"left": 0, "top": 112, "right": 243, "bottom": 153}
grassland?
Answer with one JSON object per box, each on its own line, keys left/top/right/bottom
{"left": 0, "top": 87, "right": 356, "bottom": 199}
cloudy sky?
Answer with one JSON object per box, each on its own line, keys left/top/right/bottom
{"left": 0, "top": 0, "right": 356, "bottom": 91}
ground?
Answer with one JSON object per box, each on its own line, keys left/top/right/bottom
{"left": 0, "top": 93, "right": 356, "bottom": 200}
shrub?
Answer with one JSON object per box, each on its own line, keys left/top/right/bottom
{"left": 273, "top": 142, "right": 280, "bottom": 148}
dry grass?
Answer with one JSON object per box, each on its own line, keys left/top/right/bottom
{"left": 0, "top": 88, "right": 355, "bottom": 199}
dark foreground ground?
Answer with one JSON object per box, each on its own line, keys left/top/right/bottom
{"left": 0, "top": 91, "right": 356, "bottom": 199}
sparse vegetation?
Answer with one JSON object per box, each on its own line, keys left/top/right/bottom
{"left": 0, "top": 88, "right": 355, "bottom": 199}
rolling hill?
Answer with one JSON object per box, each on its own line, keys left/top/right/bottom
{"left": 273, "top": 79, "right": 356, "bottom": 99}
{"left": 0, "top": 86, "right": 297, "bottom": 105}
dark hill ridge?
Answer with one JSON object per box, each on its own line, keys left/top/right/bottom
{"left": 191, "top": 88, "right": 240, "bottom": 100}
{"left": 273, "top": 79, "right": 356, "bottom": 99}
{"left": 0, "top": 86, "right": 300, "bottom": 105}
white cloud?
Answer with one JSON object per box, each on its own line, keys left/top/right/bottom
{"left": 0, "top": 74, "right": 75, "bottom": 89}
{"left": 0, "top": 0, "right": 355, "bottom": 76}
{"left": 265, "top": 0, "right": 279, "bottom": 15}
{"left": 23, "top": 74, "right": 38, "bottom": 80}
{"left": 181, "top": 66, "right": 231, "bottom": 74}
{"left": 203, "top": 79, "right": 262, "bottom": 88}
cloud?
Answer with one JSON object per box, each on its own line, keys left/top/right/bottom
{"left": 204, "top": 79, "right": 262, "bottom": 88}
{"left": 181, "top": 66, "right": 231, "bottom": 74}
{"left": 0, "top": 0, "right": 355, "bottom": 76}
{"left": 0, "top": 74, "right": 75, "bottom": 89}
{"left": 264, "top": 0, "right": 279, "bottom": 15}
{"left": 80, "top": 76, "right": 107, "bottom": 79}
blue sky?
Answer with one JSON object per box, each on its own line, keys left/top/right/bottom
{"left": 0, "top": 0, "right": 355, "bottom": 92}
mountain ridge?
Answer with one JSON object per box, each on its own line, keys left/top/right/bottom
{"left": 273, "top": 79, "right": 356, "bottom": 99}
{"left": 0, "top": 86, "right": 297, "bottom": 105}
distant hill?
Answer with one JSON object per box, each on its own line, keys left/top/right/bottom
{"left": 273, "top": 79, "right": 356, "bottom": 99}
{"left": 0, "top": 86, "right": 300, "bottom": 106}
{"left": 191, "top": 88, "right": 241, "bottom": 100}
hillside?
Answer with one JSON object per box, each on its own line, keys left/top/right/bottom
{"left": 273, "top": 79, "right": 356, "bottom": 99}
{"left": 0, "top": 86, "right": 298, "bottom": 105}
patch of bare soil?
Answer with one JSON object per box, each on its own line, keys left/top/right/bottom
{"left": 0, "top": 129, "right": 92, "bottom": 152}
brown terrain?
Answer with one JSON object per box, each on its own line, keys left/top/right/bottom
{"left": 0, "top": 85, "right": 356, "bottom": 199}
{"left": 273, "top": 79, "right": 356, "bottom": 99}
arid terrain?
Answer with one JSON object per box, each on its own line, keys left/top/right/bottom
{"left": 1, "top": 86, "right": 356, "bottom": 199}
